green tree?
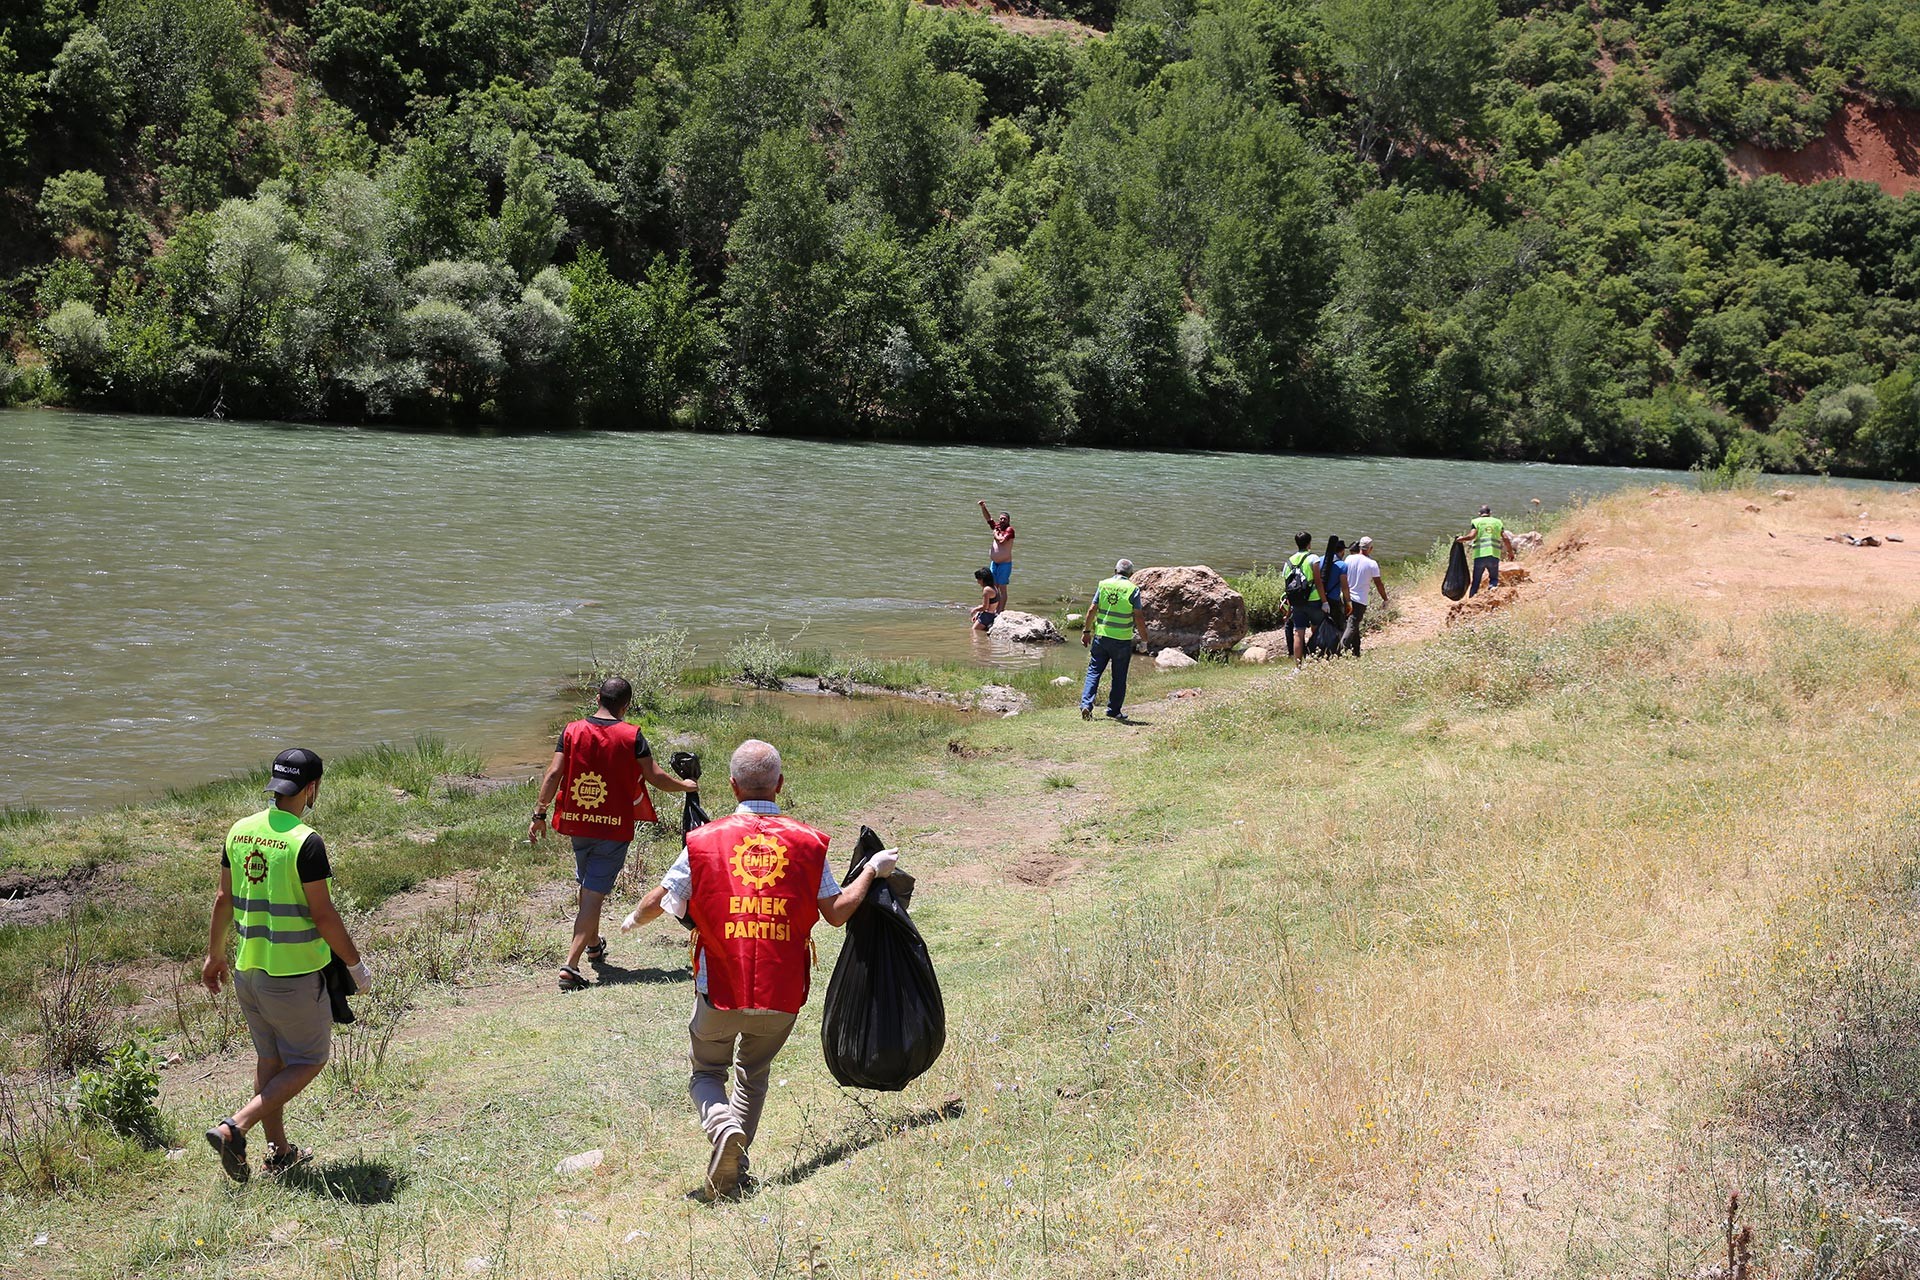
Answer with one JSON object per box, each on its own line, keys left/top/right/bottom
{"left": 0, "top": 33, "right": 41, "bottom": 176}
{"left": 389, "top": 130, "right": 485, "bottom": 267}
{"left": 46, "top": 25, "right": 126, "bottom": 145}
{"left": 490, "top": 132, "right": 564, "bottom": 282}
{"left": 1322, "top": 0, "right": 1496, "bottom": 164}
{"left": 37, "top": 170, "right": 111, "bottom": 241}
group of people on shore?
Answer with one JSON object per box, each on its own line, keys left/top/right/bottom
{"left": 202, "top": 686, "right": 896, "bottom": 1200}
{"left": 196, "top": 501, "right": 1519, "bottom": 1195}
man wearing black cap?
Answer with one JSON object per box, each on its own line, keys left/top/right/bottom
{"left": 200, "top": 748, "right": 369, "bottom": 1183}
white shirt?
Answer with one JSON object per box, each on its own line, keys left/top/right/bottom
{"left": 1345, "top": 553, "right": 1382, "bottom": 606}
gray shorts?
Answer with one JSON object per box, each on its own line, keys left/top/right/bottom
{"left": 234, "top": 968, "right": 332, "bottom": 1066}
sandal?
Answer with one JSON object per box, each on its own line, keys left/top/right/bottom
{"left": 204, "top": 1117, "right": 249, "bottom": 1183}
{"left": 558, "top": 966, "right": 590, "bottom": 992}
{"left": 264, "top": 1144, "right": 313, "bottom": 1176}
{"left": 585, "top": 938, "right": 608, "bottom": 965}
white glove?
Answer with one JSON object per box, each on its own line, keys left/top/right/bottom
{"left": 868, "top": 849, "right": 900, "bottom": 878}
{"left": 349, "top": 960, "right": 373, "bottom": 993}
{"left": 620, "top": 909, "right": 642, "bottom": 933}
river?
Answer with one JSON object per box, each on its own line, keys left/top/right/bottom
{"left": 0, "top": 409, "right": 1869, "bottom": 810}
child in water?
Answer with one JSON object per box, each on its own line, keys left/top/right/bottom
{"left": 971, "top": 567, "right": 1004, "bottom": 631}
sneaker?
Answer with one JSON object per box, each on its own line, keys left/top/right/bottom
{"left": 1080, "top": 706, "right": 1092, "bottom": 721}
{"left": 1105, "top": 712, "right": 1129, "bottom": 723}
{"left": 706, "top": 1128, "right": 747, "bottom": 1200}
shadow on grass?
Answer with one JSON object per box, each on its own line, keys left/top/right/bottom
{"left": 762, "top": 1096, "right": 965, "bottom": 1190}
{"left": 588, "top": 961, "right": 694, "bottom": 987}
{"left": 283, "top": 1156, "right": 408, "bottom": 1205}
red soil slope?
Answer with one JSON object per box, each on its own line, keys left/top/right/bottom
{"left": 1727, "top": 100, "right": 1920, "bottom": 197}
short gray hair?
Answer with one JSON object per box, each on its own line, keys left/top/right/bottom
{"left": 1115, "top": 558, "right": 1134, "bottom": 577}
{"left": 730, "top": 739, "right": 782, "bottom": 795}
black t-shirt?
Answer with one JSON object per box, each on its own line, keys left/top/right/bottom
{"left": 222, "top": 831, "right": 331, "bottom": 882}
{"left": 557, "top": 715, "right": 652, "bottom": 758}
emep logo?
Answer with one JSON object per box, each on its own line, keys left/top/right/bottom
{"left": 242, "top": 849, "right": 269, "bottom": 885}
{"left": 729, "top": 834, "right": 790, "bottom": 892}
{"left": 570, "top": 770, "right": 609, "bottom": 809}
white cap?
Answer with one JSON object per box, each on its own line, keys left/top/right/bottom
{"left": 1115, "top": 559, "right": 1134, "bottom": 576}
{"left": 1358, "top": 536, "right": 1373, "bottom": 549}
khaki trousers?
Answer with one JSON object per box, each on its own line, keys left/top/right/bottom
{"left": 688, "top": 995, "right": 796, "bottom": 1151}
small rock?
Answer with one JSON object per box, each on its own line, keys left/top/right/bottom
{"left": 1051, "top": 675, "right": 1073, "bottom": 686}
{"left": 1772, "top": 489, "right": 1794, "bottom": 501}
{"left": 970, "top": 684, "right": 1033, "bottom": 715}
{"left": 1155, "top": 648, "right": 1198, "bottom": 670}
{"left": 1064, "top": 613, "right": 1084, "bottom": 627}
{"left": 1241, "top": 646, "right": 1270, "bottom": 664}
{"left": 555, "top": 1149, "right": 604, "bottom": 1176}
{"left": 1742, "top": 503, "right": 1761, "bottom": 513}
{"left": 33, "top": 1234, "right": 49, "bottom": 1247}
{"left": 1512, "top": 531, "right": 1544, "bottom": 551}
{"left": 1498, "top": 564, "right": 1530, "bottom": 583}
{"left": 464, "top": 1258, "right": 492, "bottom": 1274}
{"left": 165, "top": 1148, "right": 188, "bottom": 1161}
{"left": 1888, "top": 535, "right": 1904, "bottom": 543}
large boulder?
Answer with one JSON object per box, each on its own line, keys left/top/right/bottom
{"left": 1132, "top": 566, "right": 1248, "bottom": 655}
{"left": 992, "top": 611, "right": 1064, "bottom": 644}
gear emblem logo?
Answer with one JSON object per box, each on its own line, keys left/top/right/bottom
{"left": 570, "top": 770, "right": 609, "bottom": 809}
{"left": 242, "top": 850, "right": 269, "bottom": 885}
{"left": 729, "top": 834, "right": 790, "bottom": 891}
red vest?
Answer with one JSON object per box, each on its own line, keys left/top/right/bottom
{"left": 552, "top": 718, "right": 654, "bottom": 841}
{"left": 685, "top": 813, "right": 830, "bottom": 1014}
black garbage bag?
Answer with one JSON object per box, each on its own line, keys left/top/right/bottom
{"left": 820, "top": 826, "right": 945, "bottom": 1091}
{"left": 1441, "top": 540, "right": 1469, "bottom": 600}
{"left": 670, "top": 751, "right": 710, "bottom": 837}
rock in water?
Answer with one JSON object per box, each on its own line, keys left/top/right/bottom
{"left": 991, "top": 611, "right": 1065, "bottom": 644}
{"left": 555, "top": 1149, "right": 604, "bottom": 1176}
{"left": 1131, "top": 566, "right": 1248, "bottom": 656}
{"left": 1155, "top": 648, "right": 1199, "bottom": 669}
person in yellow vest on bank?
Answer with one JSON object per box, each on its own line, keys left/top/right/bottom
{"left": 1457, "top": 504, "right": 1517, "bottom": 597}
{"left": 1080, "top": 558, "right": 1147, "bottom": 722}
{"left": 201, "top": 748, "right": 369, "bottom": 1183}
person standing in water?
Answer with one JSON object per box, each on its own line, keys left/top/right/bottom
{"left": 978, "top": 501, "right": 1015, "bottom": 607}
{"left": 970, "top": 567, "right": 1004, "bottom": 631}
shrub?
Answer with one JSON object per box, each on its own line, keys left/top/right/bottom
{"left": 67, "top": 1039, "right": 165, "bottom": 1147}
{"left": 37, "top": 170, "right": 110, "bottom": 239}
{"left": 725, "top": 628, "right": 793, "bottom": 690}
{"left": 1692, "top": 433, "right": 1763, "bottom": 491}
{"left": 589, "top": 627, "right": 694, "bottom": 709}
{"left": 1228, "top": 566, "right": 1289, "bottom": 631}
{"left": 35, "top": 919, "right": 112, "bottom": 1074}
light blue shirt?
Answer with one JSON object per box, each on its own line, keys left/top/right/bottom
{"left": 659, "top": 800, "right": 841, "bottom": 996}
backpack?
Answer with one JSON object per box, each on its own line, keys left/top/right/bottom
{"left": 1283, "top": 552, "right": 1314, "bottom": 607}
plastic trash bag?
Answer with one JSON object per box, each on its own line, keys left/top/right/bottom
{"left": 1441, "top": 540, "right": 1469, "bottom": 600}
{"left": 820, "top": 826, "right": 945, "bottom": 1091}
{"left": 670, "top": 751, "right": 709, "bottom": 836}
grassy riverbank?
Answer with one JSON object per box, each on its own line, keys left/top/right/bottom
{"left": 7, "top": 486, "right": 1920, "bottom": 1278}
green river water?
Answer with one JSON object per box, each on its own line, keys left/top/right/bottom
{"left": 0, "top": 409, "right": 1867, "bottom": 810}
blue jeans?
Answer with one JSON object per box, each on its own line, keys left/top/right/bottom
{"left": 1081, "top": 636, "right": 1133, "bottom": 716}
{"left": 1470, "top": 556, "right": 1500, "bottom": 596}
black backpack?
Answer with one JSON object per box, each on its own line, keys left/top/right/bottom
{"left": 1283, "top": 552, "right": 1314, "bottom": 607}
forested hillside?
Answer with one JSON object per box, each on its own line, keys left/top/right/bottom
{"left": 3, "top": 0, "right": 1919, "bottom": 473}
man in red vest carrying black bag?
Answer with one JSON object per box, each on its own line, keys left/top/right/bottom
{"left": 623, "top": 738, "right": 897, "bottom": 1199}
{"left": 529, "top": 677, "right": 697, "bottom": 992}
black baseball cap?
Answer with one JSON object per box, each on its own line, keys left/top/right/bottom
{"left": 266, "top": 747, "right": 324, "bottom": 796}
